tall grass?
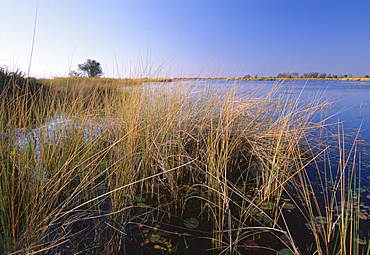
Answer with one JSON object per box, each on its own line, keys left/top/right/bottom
{"left": 291, "top": 122, "right": 368, "bottom": 255}
{"left": 0, "top": 75, "right": 367, "bottom": 254}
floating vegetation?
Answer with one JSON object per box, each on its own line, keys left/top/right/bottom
{"left": 357, "top": 187, "right": 367, "bottom": 193}
{"left": 260, "top": 201, "right": 276, "bottom": 210}
{"left": 255, "top": 214, "right": 272, "bottom": 225}
{"left": 278, "top": 248, "right": 294, "bottom": 255}
{"left": 314, "top": 216, "right": 329, "bottom": 225}
{"left": 139, "top": 225, "right": 177, "bottom": 253}
{"left": 183, "top": 218, "right": 199, "bottom": 229}
{"left": 305, "top": 222, "right": 324, "bottom": 234}
{"left": 283, "top": 203, "right": 296, "bottom": 210}
{"left": 0, "top": 77, "right": 369, "bottom": 254}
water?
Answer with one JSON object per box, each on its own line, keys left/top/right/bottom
{"left": 163, "top": 79, "right": 370, "bottom": 173}
{"left": 17, "top": 79, "right": 370, "bottom": 253}
{"left": 242, "top": 80, "right": 370, "bottom": 177}
{"left": 159, "top": 79, "right": 370, "bottom": 240}
{"left": 165, "top": 79, "right": 370, "bottom": 132}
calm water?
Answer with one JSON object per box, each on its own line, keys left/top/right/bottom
{"left": 176, "top": 79, "right": 370, "bottom": 132}
{"left": 21, "top": 80, "right": 370, "bottom": 252}
{"left": 165, "top": 79, "right": 370, "bottom": 244}
{"left": 247, "top": 80, "right": 370, "bottom": 177}
{"left": 164, "top": 79, "right": 370, "bottom": 176}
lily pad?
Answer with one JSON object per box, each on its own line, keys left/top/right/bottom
{"left": 305, "top": 222, "right": 323, "bottom": 233}
{"left": 278, "top": 248, "right": 294, "bottom": 255}
{"left": 260, "top": 201, "right": 276, "bottom": 210}
{"left": 314, "top": 216, "right": 329, "bottom": 224}
{"left": 248, "top": 208, "right": 260, "bottom": 216}
{"left": 283, "top": 203, "right": 296, "bottom": 210}
{"left": 262, "top": 216, "right": 272, "bottom": 224}
{"left": 184, "top": 218, "right": 199, "bottom": 229}
{"left": 255, "top": 214, "right": 272, "bottom": 224}
{"left": 135, "top": 197, "right": 147, "bottom": 203}
{"left": 356, "top": 187, "right": 366, "bottom": 193}
{"left": 137, "top": 203, "right": 149, "bottom": 207}
{"left": 150, "top": 234, "right": 161, "bottom": 243}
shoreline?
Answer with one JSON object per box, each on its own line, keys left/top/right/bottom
{"left": 44, "top": 77, "right": 370, "bottom": 83}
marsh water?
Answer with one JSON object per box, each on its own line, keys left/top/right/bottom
{"left": 149, "top": 79, "right": 370, "bottom": 133}
{"left": 160, "top": 79, "right": 370, "bottom": 248}
{"left": 164, "top": 79, "right": 370, "bottom": 174}
{"left": 11, "top": 79, "right": 370, "bottom": 254}
{"left": 173, "top": 78, "right": 370, "bottom": 185}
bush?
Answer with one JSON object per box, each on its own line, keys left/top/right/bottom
{"left": 0, "top": 67, "right": 43, "bottom": 93}
{"left": 0, "top": 67, "right": 49, "bottom": 127}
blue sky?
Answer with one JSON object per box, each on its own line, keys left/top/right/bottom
{"left": 1, "top": 0, "right": 370, "bottom": 78}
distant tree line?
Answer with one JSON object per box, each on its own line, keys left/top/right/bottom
{"left": 276, "top": 72, "right": 354, "bottom": 79}
{"left": 243, "top": 72, "right": 370, "bottom": 79}
{"left": 243, "top": 74, "right": 259, "bottom": 79}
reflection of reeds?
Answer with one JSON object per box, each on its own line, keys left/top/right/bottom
{"left": 0, "top": 76, "right": 366, "bottom": 254}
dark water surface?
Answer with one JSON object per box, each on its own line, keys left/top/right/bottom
{"left": 168, "top": 79, "right": 370, "bottom": 175}
{"left": 34, "top": 80, "right": 370, "bottom": 254}
{"left": 243, "top": 80, "right": 370, "bottom": 176}
{"left": 164, "top": 79, "right": 370, "bottom": 250}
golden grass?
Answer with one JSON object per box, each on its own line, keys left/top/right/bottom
{"left": 0, "top": 77, "right": 367, "bottom": 254}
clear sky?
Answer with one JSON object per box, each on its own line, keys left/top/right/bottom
{"left": 1, "top": 0, "right": 370, "bottom": 78}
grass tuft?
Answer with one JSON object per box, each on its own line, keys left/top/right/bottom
{"left": 0, "top": 76, "right": 367, "bottom": 254}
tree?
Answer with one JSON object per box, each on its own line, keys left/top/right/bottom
{"left": 277, "top": 72, "right": 299, "bottom": 78}
{"left": 303, "top": 72, "right": 319, "bottom": 78}
{"left": 277, "top": 73, "right": 291, "bottom": 78}
{"left": 310, "top": 72, "right": 319, "bottom": 78}
{"left": 78, "top": 59, "right": 103, "bottom": 77}
{"left": 68, "top": 70, "right": 83, "bottom": 77}
{"left": 291, "top": 72, "right": 299, "bottom": 78}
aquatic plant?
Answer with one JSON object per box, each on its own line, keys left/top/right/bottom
{"left": 0, "top": 76, "right": 367, "bottom": 254}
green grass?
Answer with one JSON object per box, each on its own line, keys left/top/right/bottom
{"left": 0, "top": 75, "right": 367, "bottom": 254}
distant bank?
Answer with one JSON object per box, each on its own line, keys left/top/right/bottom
{"left": 45, "top": 77, "right": 370, "bottom": 83}
{"left": 226, "top": 77, "right": 370, "bottom": 82}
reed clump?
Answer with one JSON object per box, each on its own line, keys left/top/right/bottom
{"left": 0, "top": 76, "right": 366, "bottom": 254}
